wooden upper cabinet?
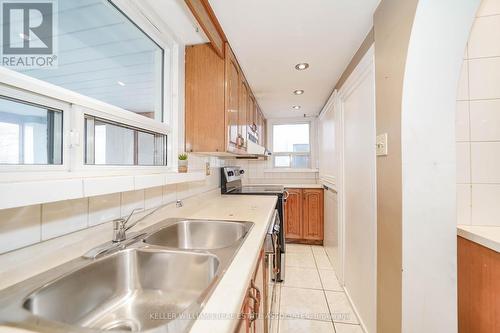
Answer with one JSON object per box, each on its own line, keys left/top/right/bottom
{"left": 285, "top": 189, "right": 303, "bottom": 241}
{"left": 185, "top": 44, "right": 225, "bottom": 152}
{"left": 238, "top": 80, "right": 249, "bottom": 150}
{"left": 303, "top": 189, "right": 324, "bottom": 241}
{"left": 248, "top": 96, "right": 256, "bottom": 134}
{"left": 224, "top": 44, "right": 241, "bottom": 153}
{"left": 184, "top": 0, "right": 226, "bottom": 58}
{"left": 184, "top": 41, "right": 266, "bottom": 154}
{"left": 262, "top": 119, "right": 267, "bottom": 147}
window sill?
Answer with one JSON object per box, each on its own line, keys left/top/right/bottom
{"left": 264, "top": 168, "right": 319, "bottom": 173}
{"left": 0, "top": 171, "right": 206, "bottom": 210}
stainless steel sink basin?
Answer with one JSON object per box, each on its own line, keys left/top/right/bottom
{"left": 23, "top": 249, "right": 219, "bottom": 332}
{"left": 0, "top": 218, "right": 254, "bottom": 333}
{"left": 143, "top": 220, "right": 252, "bottom": 250}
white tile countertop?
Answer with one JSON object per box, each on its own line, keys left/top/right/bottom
{"left": 457, "top": 225, "right": 500, "bottom": 253}
{"left": 0, "top": 190, "right": 277, "bottom": 333}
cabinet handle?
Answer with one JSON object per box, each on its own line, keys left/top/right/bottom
{"left": 283, "top": 190, "right": 289, "bottom": 200}
{"left": 250, "top": 280, "right": 261, "bottom": 318}
{"left": 248, "top": 291, "right": 259, "bottom": 323}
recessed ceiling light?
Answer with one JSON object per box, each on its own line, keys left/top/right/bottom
{"left": 117, "top": 81, "right": 126, "bottom": 86}
{"left": 293, "top": 89, "right": 304, "bottom": 95}
{"left": 295, "top": 63, "right": 309, "bottom": 71}
{"left": 292, "top": 105, "right": 301, "bottom": 110}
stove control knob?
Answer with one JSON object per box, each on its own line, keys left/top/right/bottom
{"left": 239, "top": 170, "right": 245, "bottom": 175}
{"left": 227, "top": 171, "right": 234, "bottom": 177}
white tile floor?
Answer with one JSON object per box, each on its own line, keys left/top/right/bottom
{"left": 274, "top": 244, "right": 364, "bottom": 333}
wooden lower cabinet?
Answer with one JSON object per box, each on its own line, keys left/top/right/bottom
{"left": 458, "top": 236, "right": 500, "bottom": 333}
{"left": 284, "top": 188, "right": 324, "bottom": 244}
{"left": 235, "top": 247, "right": 267, "bottom": 333}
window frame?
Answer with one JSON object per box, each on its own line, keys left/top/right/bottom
{"left": 268, "top": 118, "right": 316, "bottom": 170}
{"left": 0, "top": 85, "right": 70, "bottom": 174}
{"left": 0, "top": 0, "right": 181, "bottom": 180}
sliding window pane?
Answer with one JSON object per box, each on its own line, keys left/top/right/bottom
{"left": 138, "top": 131, "right": 155, "bottom": 165}
{"left": 85, "top": 116, "right": 167, "bottom": 166}
{"left": 94, "top": 120, "right": 135, "bottom": 165}
{"left": 0, "top": 97, "right": 62, "bottom": 165}
{"left": 7, "top": 0, "right": 164, "bottom": 121}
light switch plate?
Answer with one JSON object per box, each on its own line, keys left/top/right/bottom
{"left": 376, "top": 133, "right": 388, "bottom": 156}
{"left": 205, "top": 162, "right": 211, "bottom": 176}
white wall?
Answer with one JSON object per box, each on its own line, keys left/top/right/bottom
{"left": 456, "top": 0, "right": 500, "bottom": 226}
{"left": 340, "top": 48, "right": 377, "bottom": 333}
{"left": 0, "top": 155, "right": 221, "bottom": 254}
{"left": 400, "top": 0, "right": 479, "bottom": 332}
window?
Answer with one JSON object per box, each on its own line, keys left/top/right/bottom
{"left": 10, "top": 0, "right": 164, "bottom": 121}
{"left": 272, "top": 123, "right": 310, "bottom": 168}
{"left": 0, "top": 96, "right": 63, "bottom": 165}
{"left": 84, "top": 116, "right": 166, "bottom": 166}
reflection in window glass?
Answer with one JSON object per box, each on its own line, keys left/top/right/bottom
{"left": 85, "top": 116, "right": 167, "bottom": 166}
{"left": 10, "top": 0, "right": 164, "bottom": 121}
{"left": 94, "top": 120, "right": 135, "bottom": 165}
{"left": 0, "top": 97, "right": 63, "bottom": 165}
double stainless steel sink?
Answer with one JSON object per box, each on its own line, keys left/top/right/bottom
{"left": 0, "top": 218, "right": 253, "bottom": 332}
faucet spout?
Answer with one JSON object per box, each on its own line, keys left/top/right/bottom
{"left": 112, "top": 208, "right": 142, "bottom": 243}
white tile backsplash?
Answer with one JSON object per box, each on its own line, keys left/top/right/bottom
{"left": 470, "top": 99, "right": 500, "bottom": 141}
{"left": 457, "top": 61, "right": 469, "bottom": 101}
{"left": 471, "top": 142, "right": 500, "bottom": 183}
{"left": 471, "top": 184, "right": 500, "bottom": 226}
{"left": 469, "top": 57, "right": 500, "bottom": 100}
{"left": 0, "top": 205, "right": 41, "bottom": 253}
{"left": 120, "top": 190, "right": 145, "bottom": 216}
{"left": 457, "top": 184, "right": 471, "bottom": 225}
{"left": 468, "top": 15, "right": 500, "bottom": 59}
{"left": 456, "top": 143, "right": 471, "bottom": 184}
{"left": 42, "top": 198, "right": 88, "bottom": 240}
{"left": 162, "top": 184, "right": 177, "bottom": 205}
{"left": 88, "top": 193, "right": 121, "bottom": 227}
{"left": 478, "top": 0, "right": 500, "bottom": 17}
{"left": 457, "top": 7, "right": 500, "bottom": 226}
{"left": 144, "top": 187, "right": 163, "bottom": 210}
{"left": 456, "top": 101, "right": 470, "bottom": 142}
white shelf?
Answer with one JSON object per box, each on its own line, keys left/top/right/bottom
{"left": 0, "top": 171, "right": 207, "bottom": 210}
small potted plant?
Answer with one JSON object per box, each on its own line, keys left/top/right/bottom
{"left": 178, "top": 153, "right": 188, "bottom": 173}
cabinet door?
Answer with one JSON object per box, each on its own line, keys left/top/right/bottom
{"left": 185, "top": 44, "right": 225, "bottom": 153}
{"left": 235, "top": 289, "right": 254, "bottom": 333}
{"left": 303, "top": 189, "right": 324, "bottom": 241}
{"left": 252, "top": 248, "right": 267, "bottom": 333}
{"left": 284, "top": 189, "right": 303, "bottom": 240}
{"left": 225, "top": 44, "right": 240, "bottom": 152}
{"left": 257, "top": 110, "right": 265, "bottom": 145}
{"left": 239, "top": 80, "right": 249, "bottom": 150}
{"left": 248, "top": 96, "right": 256, "bottom": 133}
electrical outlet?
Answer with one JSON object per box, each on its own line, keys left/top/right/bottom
{"left": 376, "top": 133, "right": 388, "bottom": 156}
{"left": 205, "top": 162, "right": 211, "bottom": 176}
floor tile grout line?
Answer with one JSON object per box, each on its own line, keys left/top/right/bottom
{"left": 311, "top": 245, "right": 337, "bottom": 333}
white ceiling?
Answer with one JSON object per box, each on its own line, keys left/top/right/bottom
{"left": 208, "top": 0, "right": 380, "bottom": 118}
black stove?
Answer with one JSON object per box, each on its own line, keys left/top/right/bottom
{"left": 221, "top": 166, "right": 286, "bottom": 282}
